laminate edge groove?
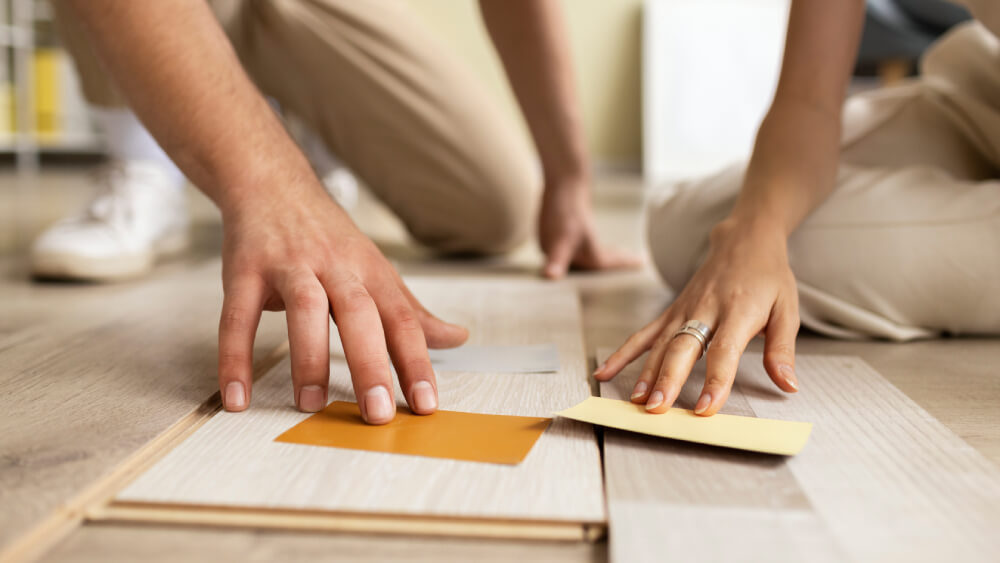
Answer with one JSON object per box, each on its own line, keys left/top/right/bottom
{"left": 89, "top": 502, "right": 608, "bottom": 543}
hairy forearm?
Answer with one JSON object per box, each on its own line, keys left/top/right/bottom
{"left": 727, "top": 0, "right": 866, "bottom": 237}
{"left": 480, "top": 0, "right": 589, "bottom": 185}
{"left": 61, "top": 0, "right": 317, "bottom": 215}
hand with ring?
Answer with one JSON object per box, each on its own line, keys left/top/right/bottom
{"left": 593, "top": 217, "right": 801, "bottom": 416}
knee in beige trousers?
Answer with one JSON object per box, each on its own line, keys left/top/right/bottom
{"left": 53, "top": 0, "right": 540, "bottom": 255}
{"left": 647, "top": 22, "right": 1000, "bottom": 341}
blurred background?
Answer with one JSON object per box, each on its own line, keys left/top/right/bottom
{"left": 0, "top": 0, "right": 971, "bottom": 255}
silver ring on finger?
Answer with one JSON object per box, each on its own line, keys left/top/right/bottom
{"left": 672, "top": 320, "right": 713, "bottom": 357}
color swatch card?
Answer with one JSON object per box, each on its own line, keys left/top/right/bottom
{"left": 276, "top": 401, "right": 552, "bottom": 464}
{"left": 556, "top": 397, "right": 812, "bottom": 456}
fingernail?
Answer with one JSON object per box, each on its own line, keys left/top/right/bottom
{"left": 645, "top": 390, "right": 664, "bottom": 411}
{"left": 224, "top": 381, "right": 247, "bottom": 411}
{"left": 298, "top": 385, "right": 326, "bottom": 412}
{"left": 779, "top": 364, "right": 799, "bottom": 391}
{"left": 410, "top": 380, "right": 437, "bottom": 413}
{"left": 630, "top": 381, "right": 648, "bottom": 400}
{"left": 364, "top": 386, "right": 394, "bottom": 424}
{"left": 593, "top": 362, "right": 606, "bottom": 376}
{"left": 694, "top": 393, "right": 712, "bottom": 415}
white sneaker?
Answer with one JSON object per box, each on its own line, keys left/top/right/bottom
{"left": 320, "top": 167, "right": 360, "bottom": 211}
{"left": 31, "top": 161, "right": 191, "bottom": 281}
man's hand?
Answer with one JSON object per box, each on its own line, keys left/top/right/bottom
{"left": 63, "top": 1, "right": 468, "bottom": 424}
{"left": 480, "top": 0, "right": 639, "bottom": 279}
{"left": 539, "top": 178, "right": 642, "bottom": 280}
{"left": 219, "top": 185, "right": 468, "bottom": 422}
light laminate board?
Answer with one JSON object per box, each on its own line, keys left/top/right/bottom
{"left": 105, "top": 279, "right": 606, "bottom": 537}
{"left": 598, "top": 349, "right": 1000, "bottom": 562}
{"left": 0, "top": 256, "right": 288, "bottom": 561}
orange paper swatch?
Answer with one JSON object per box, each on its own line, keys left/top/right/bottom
{"left": 275, "top": 401, "right": 551, "bottom": 465}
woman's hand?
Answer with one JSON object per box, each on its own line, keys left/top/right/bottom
{"left": 594, "top": 218, "right": 800, "bottom": 416}
{"left": 217, "top": 182, "right": 469, "bottom": 423}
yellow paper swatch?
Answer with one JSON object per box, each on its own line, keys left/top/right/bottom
{"left": 557, "top": 397, "right": 812, "bottom": 455}
{"left": 275, "top": 401, "right": 551, "bottom": 465}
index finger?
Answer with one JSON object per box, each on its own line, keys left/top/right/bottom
{"left": 218, "top": 275, "right": 264, "bottom": 412}
{"left": 593, "top": 312, "right": 670, "bottom": 381}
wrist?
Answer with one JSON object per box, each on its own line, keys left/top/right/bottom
{"left": 221, "top": 182, "right": 337, "bottom": 234}
{"left": 725, "top": 195, "right": 797, "bottom": 237}
{"left": 539, "top": 137, "right": 590, "bottom": 193}
{"left": 710, "top": 215, "right": 788, "bottom": 253}
{"left": 543, "top": 168, "right": 590, "bottom": 199}
{"left": 215, "top": 162, "right": 326, "bottom": 221}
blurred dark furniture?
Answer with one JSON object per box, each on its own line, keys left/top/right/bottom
{"left": 857, "top": 0, "right": 972, "bottom": 83}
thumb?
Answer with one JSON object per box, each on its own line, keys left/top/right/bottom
{"left": 543, "top": 236, "right": 577, "bottom": 280}
{"left": 396, "top": 280, "right": 469, "bottom": 349}
{"left": 595, "top": 247, "right": 645, "bottom": 270}
{"left": 419, "top": 310, "right": 470, "bottom": 349}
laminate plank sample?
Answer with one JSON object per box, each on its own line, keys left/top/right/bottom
{"left": 598, "top": 349, "right": 1000, "bottom": 562}
{"left": 0, "top": 258, "right": 288, "bottom": 557}
{"left": 110, "top": 279, "right": 605, "bottom": 533}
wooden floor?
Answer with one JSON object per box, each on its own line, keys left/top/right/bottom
{"left": 1, "top": 167, "right": 999, "bottom": 562}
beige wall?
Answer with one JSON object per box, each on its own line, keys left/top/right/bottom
{"left": 403, "top": 0, "right": 642, "bottom": 169}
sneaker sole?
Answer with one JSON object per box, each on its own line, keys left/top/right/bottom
{"left": 31, "top": 229, "right": 191, "bottom": 282}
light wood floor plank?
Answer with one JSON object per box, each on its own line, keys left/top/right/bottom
{"left": 0, "top": 259, "right": 288, "bottom": 559}
{"left": 745, "top": 354, "right": 1000, "bottom": 561}
{"left": 598, "top": 349, "right": 1000, "bottom": 562}
{"left": 609, "top": 502, "right": 843, "bottom": 563}
{"left": 108, "top": 279, "right": 605, "bottom": 530}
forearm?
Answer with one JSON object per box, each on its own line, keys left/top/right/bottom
{"left": 480, "top": 0, "right": 588, "bottom": 186}
{"left": 726, "top": 0, "right": 866, "bottom": 238}
{"left": 61, "top": 0, "right": 318, "bottom": 216}
{"left": 728, "top": 100, "right": 844, "bottom": 237}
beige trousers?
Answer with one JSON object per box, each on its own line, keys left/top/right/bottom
{"left": 53, "top": 0, "right": 539, "bottom": 255}
{"left": 648, "top": 20, "right": 1000, "bottom": 341}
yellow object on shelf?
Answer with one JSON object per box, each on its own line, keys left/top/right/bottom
{"left": 33, "top": 48, "right": 62, "bottom": 141}
{"left": 0, "top": 83, "right": 12, "bottom": 138}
